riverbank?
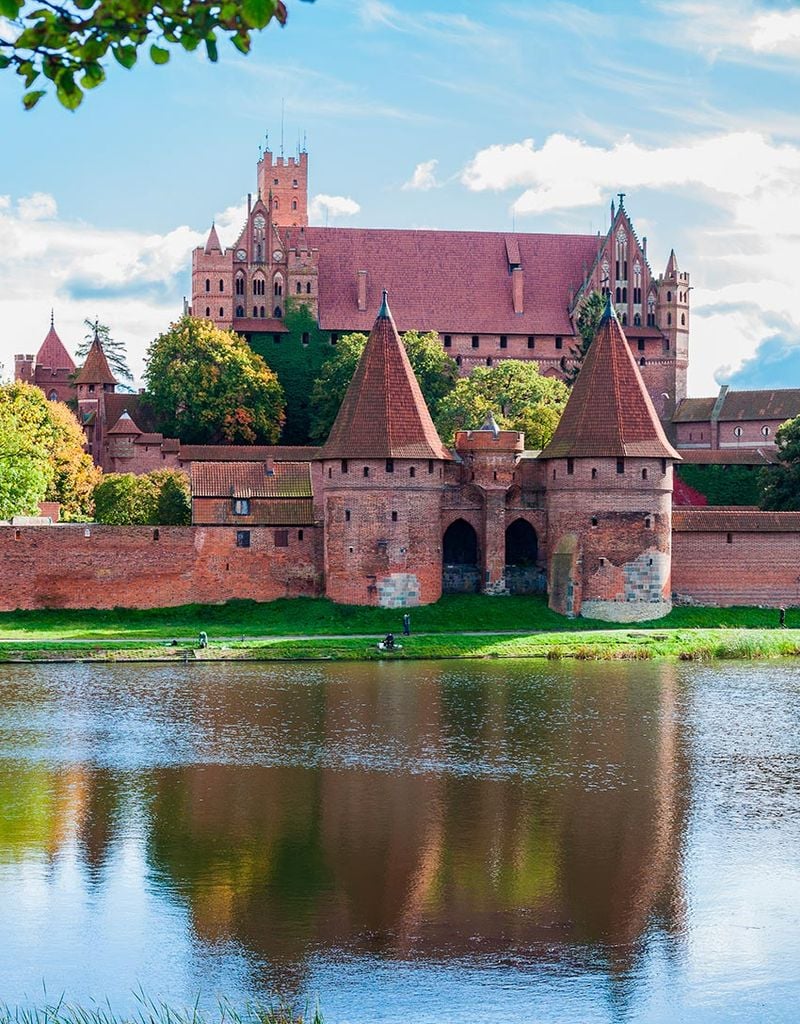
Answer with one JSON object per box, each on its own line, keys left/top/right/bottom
{"left": 4, "top": 627, "right": 800, "bottom": 664}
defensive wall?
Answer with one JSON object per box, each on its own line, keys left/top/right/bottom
{"left": 3, "top": 511, "right": 800, "bottom": 611}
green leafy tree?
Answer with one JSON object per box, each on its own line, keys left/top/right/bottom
{"left": 154, "top": 469, "right": 191, "bottom": 525}
{"left": 565, "top": 290, "right": 606, "bottom": 384}
{"left": 759, "top": 417, "right": 800, "bottom": 510}
{"left": 309, "top": 330, "right": 458, "bottom": 443}
{"left": 94, "top": 469, "right": 192, "bottom": 524}
{"left": 0, "top": 0, "right": 313, "bottom": 110}
{"left": 93, "top": 473, "right": 148, "bottom": 524}
{"left": 144, "top": 315, "right": 285, "bottom": 444}
{"left": 76, "top": 319, "right": 134, "bottom": 389}
{"left": 0, "top": 382, "right": 98, "bottom": 520}
{"left": 434, "top": 360, "right": 569, "bottom": 448}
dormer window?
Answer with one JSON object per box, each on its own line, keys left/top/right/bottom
{"left": 233, "top": 498, "right": 250, "bottom": 516}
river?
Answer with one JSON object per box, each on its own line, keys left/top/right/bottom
{"left": 0, "top": 659, "right": 798, "bottom": 1022}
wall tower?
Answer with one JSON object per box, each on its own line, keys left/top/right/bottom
{"left": 656, "top": 249, "right": 690, "bottom": 419}
{"left": 257, "top": 146, "right": 308, "bottom": 228}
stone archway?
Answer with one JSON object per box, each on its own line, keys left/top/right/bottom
{"left": 442, "top": 519, "right": 480, "bottom": 594}
{"left": 504, "top": 518, "right": 544, "bottom": 594}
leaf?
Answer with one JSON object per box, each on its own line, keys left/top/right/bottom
{"left": 56, "top": 74, "right": 82, "bottom": 109}
{"left": 242, "top": 0, "right": 276, "bottom": 29}
{"left": 82, "top": 61, "right": 105, "bottom": 87}
{"left": 149, "top": 43, "right": 170, "bottom": 64}
{"left": 0, "top": 0, "right": 21, "bottom": 18}
{"left": 22, "top": 89, "right": 46, "bottom": 109}
{"left": 112, "top": 43, "right": 137, "bottom": 68}
{"left": 205, "top": 36, "right": 218, "bottom": 61}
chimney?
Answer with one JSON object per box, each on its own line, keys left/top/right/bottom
{"left": 357, "top": 270, "right": 368, "bottom": 312}
{"left": 512, "top": 266, "right": 524, "bottom": 315}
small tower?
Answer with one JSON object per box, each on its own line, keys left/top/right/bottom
{"left": 656, "top": 249, "right": 690, "bottom": 418}
{"left": 74, "top": 326, "right": 117, "bottom": 468}
{"left": 317, "top": 291, "right": 451, "bottom": 607}
{"left": 15, "top": 314, "right": 76, "bottom": 402}
{"left": 541, "top": 296, "right": 680, "bottom": 622}
{"left": 107, "top": 408, "right": 142, "bottom": 468}
{"left": 256, "top": 144, "right": 308, "bottom": 227}
{"left": 192, "top": 222, "right": 234, "bottom": 327}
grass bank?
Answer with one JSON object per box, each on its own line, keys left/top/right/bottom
{"left": 0, "top": 594, "right": 796, "bottom": 642}
{"left": 4, "top": 628, "right": 800, "bottom": 664}
{"left": 0, "top": 1002, "right": 319, "bottom": 1024}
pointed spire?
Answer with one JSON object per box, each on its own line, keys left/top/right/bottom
{"left": 204, "top": 222, "right": 222, "bottom": 254}
{"left": 36, "top": 313, "right": 75, "bottom": 373}
{"left": 600, "top": 291, "right": 616, "bottom": 324}
{"left": 610, "top": 198, "right": 616, "bottom": 222}
{"left": 74, "top": 326, "right": 117, "bottom": 387}
{"left": 541, "top": 304, "right": 679, "bottom": 461}
{"left": 320, "top": 297, "right": 451, "bottom": 461}
{"left": 50, "top": 308, "right": 54, "bottom": 328}
{"left": 665, "top": 249, "right": 679, "bottom": 277}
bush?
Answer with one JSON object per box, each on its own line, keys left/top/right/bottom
{"left": 94, "top": 470, "right": 191, "bottom": 525}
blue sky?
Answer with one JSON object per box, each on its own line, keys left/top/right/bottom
{"left": 3, "top": 0, "right": 800, "bottom": 393}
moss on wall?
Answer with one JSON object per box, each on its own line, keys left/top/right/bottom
{"left": 676, "top": 463, "right": 769, "bottom": 506}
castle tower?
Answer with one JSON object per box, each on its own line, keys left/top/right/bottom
{"left": 15, "top": 314, "right": 76, "bottom": 403}
{"left": 656, "top": 249, "right": 690, "bottom": 418}
{"left": 317, "top": 291, "right": 451, "bottom": 607}
{"left": 107, "top": 408, "right": 142, "bottom": 469}
{"left": 541, "top": 296, "right": 680, "bottom": 622}
{"left": 74, "top": 327, "right": 117, "bottom": 467}
{"left": 192, "top": 222, "right": 234, "bottom": 327}
{"left": 257, "top": 145, "right": 308, "bottom": 227}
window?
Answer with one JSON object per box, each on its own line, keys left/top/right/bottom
{"left": 527, "top": 336, "right": 536, "bottom": 350}
{"left": 734, "top": 426, "right": 743, "bottom": 438}
{"left": 471, "top": 335, "right": 479, "bottom": 348}
{"left": 409, "top": 466, "right": 416, "bottom": 478}
{"left": 298, "top": 529, "right": 304, "bottom": 541}
{"left": 591, "top": 516, "right": 598, "bottom": 527}
{"left": 391, "top": 511, "right": 398, "bottom": 522}
{"left": 555, "top": 337, "right": 563, "bottom": 350}
{"left": 599, "top": 557, "right": 606, "bottom": 567}
{"left": 260, "top": 306, "right": 266, "bottom": 318}
{"left": 622, "top": 287, "right": 627, "bottom": 303}
{"left": 253, "top": 305, "right": 258, "bottom": 317}
{"left": 296, "top": 282, "right": 302, "bottom": 293}
{"left": 345, "top": 509, "right": 351, "bottom": 522}
{"left": 591, "top": 467, "right": 597, "bottom": 479}
{"left": 331, "top": 333, "right": 338, "bottom": 345}
{"left": 205, "top": 279, "right": 210, "bottom": 292}
{"left": 253, "top": 278, "right": 265, "bottom": 296}
{"left": 293, "top": 179, "right": 298, "bottom": 187}
{"left": 274, "top": 306, "right": 282, "bottom": 318}
{"left": 153, "top": 529, "right": 160, "bottom": 541}
{"left": 235, "top": 276, "right": 244, "bottom": 295}
{"left": 444, "top": 334, "right": 452, "bottom": 348}
{"left": 385, "top": 459, "right": 394, "bottom": 473}
{"left": 762, "top": 425, "right": 771, "bottom": 437}
{"left": 428, "top": 460, "right": 434, "bottom": 474}
{"left": 486, "top": 357, "right": 493, "bottom": 367}
{"left": 341, "top": 459, "right": 349, "bottom": 473}
{"left": 638, "top": 338, "right": 645, "bottom": 351}
{"left": 567, "top": 458, "right": 574, "bottom": 475}
{"left": 274, "top": 277, "right": 283, "bottom": 297}
{"left": 616, "top": 458, "right": 625, "bottom": 474}
{"left": 218, "top": 307, "right": 223, "bottom": 317}
{"left": 205, "top": 307, "right": 210, "bottom": 317}
{"left": 363, "top": 466, "right": 370, "bottom": 477}
{"left": 236, "top": 530, "right": 251, "bottom": 548}
{"left": 219, "top": 279, "right": 224, "bottom": 292}
{"left": 302, "top": 332, "right": 310, "bottom": 346}
{"left": 634, "top": 313, "right": 641, "bottom": 326}
{"left": 306, "top": 282, "right": 312, "bottom": 294}
{"left": 642, "top": 468, "right": 648, "bottom": 480}
{"left": 233, "top": 498, "right": 250, "bottom": 515}
{"left": 639, "top": 356, "right": 646, "bottom": 366}
{"left": 273, "top": 198, "right": 279, "bottom": 210}
{"left": 667, "top": 291, "right": 672, "bottom": 302}
{"left": 274, "top": 529, "right": 289, "bottom": 547}
{"left": 681, "top": 313, "right": 686, "bottom": 325}
{"left": 48, "top": 389, "right": 58, "bottom": 401}
{"left": 500, "top": 335, "right": 507, "bottom": 349}
{"left": 292, "top": 200, "right": 298, "bottom": 211}
{"left": 455, "top": 355, "right": 462, "bottom": 367}
{"left": 661, "top": 459, "right": 667, "bottom": 474}
{"left": 645, "top": 517, "right": 652, "bottom": 528}
{"left": 667, "top": 313, "right": 672, "bottom": 325}
{"left": 727, "top": 533, "right": 733, "bottom": 544}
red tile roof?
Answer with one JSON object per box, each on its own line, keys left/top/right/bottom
{"left": 319, "top": 293, "right": 451, "bottom": 461}
{"left": 673, "top": 509, "right": 800, "bottom": 532}
{"left": 541, "top": 299, "right": 679, "bottom": 460}
{"left": 107, "top": 410, "right": 142, "bottom": 435}
{"left": 36, "top": 322, "right": 75, "bottom": 372}
{"left": 294, "top": 227, "right": 601, "bottom": 335}
{"left": 673, "top": 397, "right": 717, "bottom": 423}
{"left": 205, "top": 223, "right": 222, "bottom": 254}
{"left": 74, "top": 334, "right": 117, "bottom": 386}
{"left": 674, "top": 389, "right": 800, "bottom": 424}
{"left": 676, "top": 448, "right": 778, "bottom": 465}
{"left": 179, "top": 444, "right": 318, "bottom": 462}
{"left": 191, "top": 461, "right": 312, "bottom": 498}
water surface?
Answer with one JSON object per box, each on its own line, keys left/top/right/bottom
{"left": 1, "top": 659, "right": 799, "bottom": 1022}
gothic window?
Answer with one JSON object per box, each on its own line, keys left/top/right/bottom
{"left": 260, "top": 306, "right": 266, "bottom": 318}
{"left": 622, "top": 312, "right": 628, "bottom": 325}
{"left": 639, "top": 356, "right": 645, "bottom": 366}
{"left": 296, "top": 281, "right": 302, "bottom": 294}
{"left": 681, "top": 313, "right": 686, "bottom": 325}
{"left": 205, "top": 279, "right": 210, "bottom": 292}
{"left": 273, "top": 274, "right": 283, "bottom": 297}
{"left": 205, "top": 307, "right": 210, "bottom": 317}
{"left": 274, "top": 198, "right": 279, "bottom": 210}
{"left": 219, "top": 307, "right": 224, "bottom": 317}
{"left": 219, "top": 279, "right": 224, "bottom": 292}
{"left": 236, "top": 305, "right": 244, "bottom": 317}
{"left": 235, "top": 275, "right": 245, "bottom": 296}
{"left": 601, "top": 259, "right": 610, "bottom": 294}
{"left": 667, "top": 290, "right": 672, "bottom": 302}
{"left": 622, "top": 286, "right": 627, "bottom": 302}
{"left": 253, "top": 277, "right": 265, "bottom": 296}
{"left": 615, "top": 227, "right": 627, "bottom": 279}
{"left": 274, "top": 306, "right": 282, "bottom": 318}
{"left": 667, "top": 313, "right": 672, "bottom": 325}
{"left": 253, "top": 214, "right": 265, "bottom": 262}
{"left": 292, "top": 200, "right": 298, "bottom": 211}
{"left": 634, "top": 313, "right": 641, "bottom": 326}
{"left": 253, "top": 305, "right": 258, "bottom": 317}
{"left": 306, "top": 282, "right": 312, "bottom": 294}
{"left": 48, "top": 389, "right": 58, "bottom": 401}
{"left": 615, "top": 287, "right": 621, "bottom": 303}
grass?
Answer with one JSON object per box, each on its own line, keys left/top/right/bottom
{"left": 3, "top": 628, "right": 800, "bottom": 664}
{"left": 0, "top": 594, "right": 796, "bottom": 643}
{"left": 0, "top": 997, "right": 321, "bottom": 1024}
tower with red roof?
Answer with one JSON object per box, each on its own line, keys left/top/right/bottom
{"left": 541, "top": 295, "right": 680, "bottom": 621}
{"left": 317, "top": 291, "right": 451, "bottom": 606}
{"left": 74, "top": 325, "right": 118, "bottom": 465}
{"left": 14, "top": 313, "right": 76, "bottom": 404}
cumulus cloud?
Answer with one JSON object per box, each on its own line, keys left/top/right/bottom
{"left": 656, "top": 1, "right": 800, "bottom": 60}
{"left": 402, "top": 159, "right": 439, "bottom": 191}
{"left": 309, "top": 193, "right": 361, "bottom": 222}
{"left": 17, "top": 192, "right": 58, "bottom": 221}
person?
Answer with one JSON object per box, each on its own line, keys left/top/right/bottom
{"left": 779, "top": 607, "right": 786, "bottom": 628}
{"left": 402, "top": 613, "right": 411, "bottom": 636}
{"left": 198, "top": 630, "right": 208, "bottom": 649}
{"left": 384, "top": 632, "right": 395, "bottom": 650}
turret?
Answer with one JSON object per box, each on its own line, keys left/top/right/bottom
{"left": 256, "top": 145, "right": 308, "bottom": 227}
{"left": 317, "top": 290, "right": 451, "bottom": 606}
{"left": 656, "top": 249, "right": 690, "bottom": 417}
{"left": 74, "top": 326, "right": 117, "bottom": 466}
{"left": 192, "top": 222, "right": 233, "bottom": 326}
{"left": 541, "top": 296, "right": 680, "bottom": 622}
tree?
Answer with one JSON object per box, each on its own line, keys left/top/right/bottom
{"left": 94, "top": 469, "right": 192, "bottom": 524}
{"left": 0, "top": 0, "right": 313, "bottom": 110}
{"left": 0, "top": 381, "right": 98, "bottom": 520}
{"left": 759, "top": 417, "right": 800, "bottom": 510}
{"left": 154, "top": 469, "right": 191, "bottom": 525}
{"left": 434, "top": 360, "right": 569, "bottom": 448}
{"left": 565, "top": 290, "right": 606, "bottom": 385}
{"left": 76, "top": 320, "right": 134, "bottom": 389}
{"left": 144, "top": 315, "right": 285, "bottom": 444}
{"left": 309, "top": 330, "right": 458, "bottom": 443}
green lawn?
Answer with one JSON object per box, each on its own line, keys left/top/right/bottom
{"left": 0, "top": 594, "right": 794, "bottom": 642}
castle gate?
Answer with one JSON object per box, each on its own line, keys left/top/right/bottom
{"left": 504, "top": 518, "right": 545, "bottom": 594}
{"left": 442, "top": 519, "right": 480, "bottom": 594}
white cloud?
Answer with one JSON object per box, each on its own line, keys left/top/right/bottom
{"left": 655, "top": 1, "right": 800, "bottom": 61}
{"left": 17, "top": 192, "right": 58, "bottom": 221}
{"left": 402, "top": 159, "right": 439, "bottom": 191}
{"left": 309, "top": 193, "right": 361, "bottom": 222}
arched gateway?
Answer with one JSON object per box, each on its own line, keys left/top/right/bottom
{"left": 504, "top": 518, "right": 544, "bottom": 594}
{"left": 442, "top": 519, "right": 480, "bottom": 594}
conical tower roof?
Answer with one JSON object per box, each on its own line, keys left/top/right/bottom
{"left": 107, "top": 409, "right": 142, "bottom": 435}
{"left": 665, "top": 249, "right": 679, "bottom": 277}
{"left": 541, "top": 296, "right": 679, "bottom": 461}
{"left": 74, "top": 327, "right": 118, "bottom": 386}
{"left": 320, "top": 291, "right": 451, "bottom": 461}
{"left": 204, "top": 222, "right": 222, "bottom": 254}
{"left": 36, "top": 313, "right": 75, "bottom": 372}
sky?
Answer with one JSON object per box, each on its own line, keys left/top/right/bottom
{"left": 2, "top": 0, "right": 800, "bottom": 395}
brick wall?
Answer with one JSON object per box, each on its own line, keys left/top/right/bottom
{"left": 672, "top": 529, "right": 800, "bottom": 606}
{"left": 0, "top": 525, "right": 321, "bottom": 610}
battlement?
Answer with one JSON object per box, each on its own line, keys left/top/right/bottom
{"left": 257, "top": 146, "right": 308, "bottom": 227}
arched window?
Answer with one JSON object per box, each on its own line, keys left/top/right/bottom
{"left": 639, "top": 356, "right": 646, "bottom": 366}
{"left": 235, "top": 275, "right": 245, "bottom": 296}
{"left": 667, "top": 290, "right": 672, "bottom": 302}
{"left": 292, "top": 200, "right": 298, "bottom": 211}
{"left": 236, "top": 305, "right": 244, "bottom": 317}
{"left": 205, "top": 306, "right": 210, "bottom": 317}
{"left": 273, "top": 274, "right": 283, "bottom": 297}
{"left": 219, "top": 279, "right": 224, "bottom": 292}
{"left": 273, "top": 198, "right": 279, "bottom": 210}
{"left": 296, "top": 281, "right": 302, "bottom": 294}
{"left": 274, "top": 306, "right": 282, "bottom": 318}
{"left": 260, "top": 305, "right": 266, "bottom": 318}
{"left": 621, "top": 312, "right": 628, "bottom": 325}
{"left": 667, "top": 313, "right": 672, "bottom": 325}
{"left": 205, "top": 279, "right": 210, "bottom": 292}
{"left": 681, "top": 313, "right": 686, "bottom": 325}
{"left": 48, "top": 389, "right": 58, "bottom": 401}
{"left": 253, "top": 305, "right": 258, "bottom": 317}
{"left": 600, "top": 259, "right": 610, "bottom": 294}
{"left": 306, "top": 282, "right": 312, "bottom": 294}
{"left": 622, "top": 286, "right": 627, "bottom": 302}
{"left": 615, "top": 286, "right": 621, "bottom": 303}
{"left": 615, "top": 226, "right": 628, "bottom": 279}
{"left": 219, "top": 307, "right": 224, "bottom": 317}
{"left": 634, "top": 313, "right": 641, "bottom": 326}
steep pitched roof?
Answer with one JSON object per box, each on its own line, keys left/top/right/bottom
{"left": 320, "top": 291, "right": 451, "bottom": 461}
{"left": 191, "top": 461, "right": 312, "bottom": 498}
{"left": 108, "top": 409, "right": 142, "bottom": 435}
{"left": 293, "top": 227, "right": 601, "bottom": 335}
{"left": 541, "top": 296, "right": 679, "bottom": 460}
{"left": 74, "top": 330, "right": 117, "bottom": 386}
{"left": 36, "top": 317, "right": 75, "bottom": 372}
{"left": 205, "top": 222, "right": 222, "bottom": 254}
{"left": 664, "top": 249, "right": 679, "bottom": 277}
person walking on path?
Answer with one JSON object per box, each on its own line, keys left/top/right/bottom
{"left": 402, "top": 613, "right": 411, "bottom": 636}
